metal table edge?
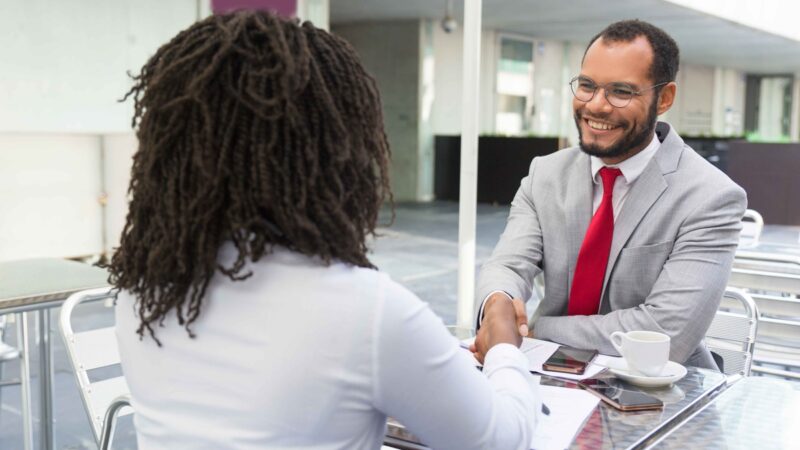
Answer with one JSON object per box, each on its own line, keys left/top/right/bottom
{"left": 629, "top": 375, "right": 729, "bottom": 449}
{"left": 383, "top": 435, "right": 431, "bottom": 450}
{"left": 0, "top": 283, "right": 111, "bottom": 313}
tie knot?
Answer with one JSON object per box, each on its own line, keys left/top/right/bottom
{"left": 599, "top": 167, "right": 622, "bottom": 195}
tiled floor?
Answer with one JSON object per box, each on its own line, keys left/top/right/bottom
{"left": 1, "top": 201, "right": 799, "bottom": 449}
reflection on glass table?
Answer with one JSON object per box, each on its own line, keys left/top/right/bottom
{"left": 649, "top": 376, "right": 800, "bottom": 450}
{"left": 385, "top": 357, "right": 727, "bottom": 450}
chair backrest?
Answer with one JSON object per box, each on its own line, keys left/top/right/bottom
{"left": 726, "top": 265, "right": 800, "bottom": 380}
{"left": 733, "top": 251, "right": 800, "bottom": 277}
{"left": 705, "top": 288, "right": 759, "bottom": 377}
{"left": 59, "top": 287, "right": 132, "bottom": 444}
{"left": 738, "top": 209, "right": 764, "bottom": 249}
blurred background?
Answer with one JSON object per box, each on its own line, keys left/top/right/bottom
{"left": 3, "top": 0, "right": 800, "bottom": 265}
{"left": 1, "top": 1, "right": 800, "bottom": 448}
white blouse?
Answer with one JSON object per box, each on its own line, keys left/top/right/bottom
{"left": 115, "top": 244, "right": 540, "bottom": 450}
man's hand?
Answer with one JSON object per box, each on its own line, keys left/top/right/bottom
{"left": 487, "top": 293, "right": 529, "bottom": 336}
{"left": 469, "top": 293, "right": 529, "bottom": 364}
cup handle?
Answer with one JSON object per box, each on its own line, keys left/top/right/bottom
{"left": 610, "top": 331, "right": 625, "bottom": 356}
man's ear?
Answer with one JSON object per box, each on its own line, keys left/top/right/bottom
{"left": 657, "top": 82, "right": 677, "bottom": 115}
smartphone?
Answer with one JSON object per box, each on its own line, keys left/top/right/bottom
{"left": 542, "top": 346, "right": 598, "bottom": 374}
{"left": 578, "top": 378, "right": 663, "bottom": 411}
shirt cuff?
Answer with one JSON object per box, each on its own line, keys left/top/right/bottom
{"left": 476, "top": 290, "right": 513, "bottom": 329}
{"left": 482, "top": 343, "right": 529, "bottom": 375}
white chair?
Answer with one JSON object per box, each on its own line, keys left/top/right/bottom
{"left": 706, "top": 288, "right": 759, "bottom": 377}
{"left": 738, "top": 209, "right": 764, "bottom": 249}
{"left": 59, "top": 287, "right": 132, "bottom": 450}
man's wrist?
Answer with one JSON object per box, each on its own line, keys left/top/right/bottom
{"left": 485, "top": 292, "right": 513, "bottom": 311}
{"left": 477, "top": 290, "right": 514, "bottom": 329}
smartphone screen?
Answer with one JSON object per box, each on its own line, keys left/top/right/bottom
{"left": 579, "top": 378, "right": 663, "bottom": 411}
{"left": 542, "top": 346, "right": 598, "bottom": 374}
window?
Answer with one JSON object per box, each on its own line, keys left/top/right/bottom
{"left": 495, "top": 36, "right": 534, "bottom": 135}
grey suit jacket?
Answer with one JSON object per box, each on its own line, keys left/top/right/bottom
{"left": 476, "top": 122, "right": 747, "bottom": 369}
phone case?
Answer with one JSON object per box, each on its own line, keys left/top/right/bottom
{"left": 542, "top": 361, "right": 587, "bottom": 374}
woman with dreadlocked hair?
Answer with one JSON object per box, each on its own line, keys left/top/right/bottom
{"left": 111, "top": 10, "right": 539, "bottom": 450}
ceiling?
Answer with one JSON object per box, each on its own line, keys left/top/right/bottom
{"left": 330, "top": 0, "right": 800, "bottom": 74}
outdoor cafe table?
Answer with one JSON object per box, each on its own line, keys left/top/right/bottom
{"left": 384, "top": 365, "right": 728, "bottom": 450}
{"left": 0, "top": 258, "right": 109, "bottom": 450}
{"left": 648, "top": 376, "right": 800, "bottom": 449}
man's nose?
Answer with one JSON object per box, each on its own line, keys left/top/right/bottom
{"left": 586, "top": 88, "right": 614, "bottom": 114}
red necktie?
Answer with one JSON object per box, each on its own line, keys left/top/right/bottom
{"left": 568, "top": 167, "right": 622, "bottom": 316}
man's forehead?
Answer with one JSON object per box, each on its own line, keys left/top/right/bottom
{"left": 581, "top": 35, "right": 654, "bottom": 85}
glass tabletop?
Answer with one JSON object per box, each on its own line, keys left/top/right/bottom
{"left": 648, "top": 376, "right": 800, "bottom": 450}
{"left": 557, "top": 367, "right": 726, "bottom": 449}
{"left": 385, "top": 364, "right": 727, "bottom": 450}
{"left": 0, "top": 258, "right": 109, "bottom": 310}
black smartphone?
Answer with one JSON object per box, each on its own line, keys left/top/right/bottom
{"left": 578, "top": 378, "right": 663, "bottom": 411}
{"left": 542, "top": 346, "right": 598, "bottom": 374}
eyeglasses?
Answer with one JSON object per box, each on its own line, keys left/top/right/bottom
{"left": 569, "top": 76, "right": 668, "bottom": 108}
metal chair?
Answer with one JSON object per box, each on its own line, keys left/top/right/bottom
{"left": 59, "top": 287, "right": 132, "bottom": 450}
{"left": 733, "top": 251, "right": 800, "bottom": 276}
{"left": 727, "top": 265, "right": 800, "bottom": 380}
{"left": 738, "top": 209, "right": 764, "bottom": 249}
{"left": 705, "top": 288, "right": 759, "bottom": 377}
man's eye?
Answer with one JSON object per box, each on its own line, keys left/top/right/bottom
{"left": 578, "top": 82, "right": 596, "bottom": 91}
{"left": 611, "top": 87, "right": 634, "bottom": 97}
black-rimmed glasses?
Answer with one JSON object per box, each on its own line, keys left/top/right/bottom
{"left": 569, "top": 76, "right": 668, "bottom": 108}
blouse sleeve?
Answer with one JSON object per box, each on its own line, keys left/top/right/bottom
{"left": 372, "top": 275, "right": 540, "bottom": 450}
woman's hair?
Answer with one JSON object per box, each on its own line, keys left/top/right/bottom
{"left": 106, "top": 10, "right": 392, "bottom": 343}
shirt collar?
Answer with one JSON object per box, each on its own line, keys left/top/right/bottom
{"left": 590, "top": 133, "right": 660, "bottom": 185}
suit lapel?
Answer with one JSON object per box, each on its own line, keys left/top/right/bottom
{"left": 565, "top": 153, "right": 593, "bottom": 292}
{"left": 600, "top": 122, "right": 683, "bottom": 305}
{"left": 601, "top": 161, "right": 667, "bottom": 295}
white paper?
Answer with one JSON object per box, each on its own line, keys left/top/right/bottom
{"left": 460, "top": 337, "right": 602, "bottom": 450}
{"left": 532, "top": 385, "right": 600, "bottom": 450}
{"left": 461, "top": 337, "right": 610, "bottom": 380}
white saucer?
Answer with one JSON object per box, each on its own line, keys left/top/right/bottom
{"left": 607, "top": 360, "right": 687, "bottom": 388}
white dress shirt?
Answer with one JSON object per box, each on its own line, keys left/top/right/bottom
{"left": 116, "top": 244, "right": 540, "bottom": 450}
{"left": 589, "top": 133, "right": 660, "bottom": 220}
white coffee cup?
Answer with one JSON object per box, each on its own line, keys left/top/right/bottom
{"left": 609, "top": 330, "right": 670, "bottom": 377}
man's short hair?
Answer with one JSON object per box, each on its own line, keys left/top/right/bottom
{"left": 585, "top": 19, "right": 680, "bottom": 85}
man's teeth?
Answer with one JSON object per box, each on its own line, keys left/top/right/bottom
{"left": 588, "top": 120, "right": 616, "bottom": 131}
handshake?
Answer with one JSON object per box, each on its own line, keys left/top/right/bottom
{"left": 469, "top": 292, "right": 529, "bottom": 364}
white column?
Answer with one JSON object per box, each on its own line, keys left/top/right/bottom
{"left": 712, "top": 67, "right": 725, "bottom": 136}
{"left": 791, "top": 74, "right": 800, "bottom": 142}
{"left": 297, "top": 0, "right": 329, "bottom": 31}
{"left": 457, "top": 0, "right": 482, "bottom": 329}
{"left": 196, "top": 0, "right": 213, "bottom": 20}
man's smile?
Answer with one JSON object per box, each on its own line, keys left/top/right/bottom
{"left": 586, "top": 119, "right": 619, "bottom": 131}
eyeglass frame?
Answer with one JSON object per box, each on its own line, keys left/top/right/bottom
{"left": 569, "top": 76, "right": 669, "bottom": 108}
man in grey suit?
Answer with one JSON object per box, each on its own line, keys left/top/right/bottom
{"left": 472, "top": 20, "right": 746, "bottom": 370}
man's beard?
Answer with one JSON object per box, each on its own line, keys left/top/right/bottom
{"left": 575, "top": 97, "right": 658, "bottom": 159}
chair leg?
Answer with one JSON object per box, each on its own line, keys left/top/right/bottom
{"left": 17, "top": 313, "right": 33, "bottom": 450}
{"left": 0, "top": 316, "right": 5, "bottom": 414}
{"left": 0, "top": 358, "right": 4, "bottom": 426}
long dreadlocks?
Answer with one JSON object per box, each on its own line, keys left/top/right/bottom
{"left": 105, "top": 11, "right": 392, "bottom": 343}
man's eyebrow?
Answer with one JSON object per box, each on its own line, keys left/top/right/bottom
{"left": 610, "top": 81, "right": 637, "bottom": 88}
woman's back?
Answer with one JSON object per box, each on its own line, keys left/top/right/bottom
{"left": 117, "top": 245, "right": 388, "bottom": 449}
